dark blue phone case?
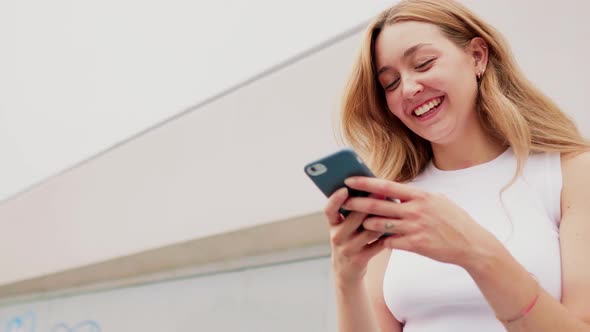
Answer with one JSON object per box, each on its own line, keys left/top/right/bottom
{"left": 304, "top": 148, "right": 375, "bottom": 217}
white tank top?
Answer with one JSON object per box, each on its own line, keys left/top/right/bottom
{"left": 383, "top": 147, "right": 562, "bottom": 331}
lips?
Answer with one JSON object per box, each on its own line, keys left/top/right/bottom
{"left": 411, "top": 96, "right": 445, "bottom": 122}
{"left": 411, "top": 96, "right": 445, "bottom": 117}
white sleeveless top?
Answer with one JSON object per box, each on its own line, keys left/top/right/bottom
{"left": 383, "top": 148, "right": 563, "bottom": 331}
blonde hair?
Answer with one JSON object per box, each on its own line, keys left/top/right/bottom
{"left": 341, "top": 0, "right": 590, "bottom": 183}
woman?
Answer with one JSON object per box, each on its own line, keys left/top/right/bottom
{"left": 324, "top": 0, "right": 590, "bottom": 331}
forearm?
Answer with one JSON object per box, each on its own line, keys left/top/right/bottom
{"left": 334, "top": 278, "right": 381, "bottom": 332}
{"left": 465, "top": 244, "right": 590, "bottom": 332}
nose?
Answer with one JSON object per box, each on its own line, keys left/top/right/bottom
{"left": 401, "top": 75, "right": 424, "bottom": 100}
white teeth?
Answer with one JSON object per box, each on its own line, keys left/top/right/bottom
{"left": 413, "top": 97, "right": 442, "bottom": 116}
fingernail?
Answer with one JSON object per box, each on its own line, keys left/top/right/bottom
{"left": 338, "top": 187, "right": 348, "bottom": 197}
{"left": 344, "top": 177, "right": 356, "bottom": 186}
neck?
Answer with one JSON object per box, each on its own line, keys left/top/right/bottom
{"left": 430, "top": 126, "right": 506, "bottom": 171}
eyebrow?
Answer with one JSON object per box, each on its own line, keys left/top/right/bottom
{"left": 377, "top": 43, "right": 433, "bottom": 76}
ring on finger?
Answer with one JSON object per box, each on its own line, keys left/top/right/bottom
{"left": 384, "top": 221, "right": 395, "bottom": 231}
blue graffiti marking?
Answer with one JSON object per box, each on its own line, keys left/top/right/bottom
{"left": 4, "top": 311, "right": 36, "bottom": 332}
{"left": 2, "top": 310, "right": 100, "bottom": 332}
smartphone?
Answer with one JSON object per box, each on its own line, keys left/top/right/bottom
{"left": 304, "top": 148, "right": 376, "bottom": 217}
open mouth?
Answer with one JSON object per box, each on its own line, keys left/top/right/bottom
{"left": 412, "top": 96, "right": 444, "bottom": 118}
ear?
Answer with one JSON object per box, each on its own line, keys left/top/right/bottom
{"left": 467, "top": 37, "right": 489, "bottom": 75}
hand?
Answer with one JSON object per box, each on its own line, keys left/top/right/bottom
{"left": 324, "top": 187, "right": 389, "bottom": 286}
{"left": 341, "top": 176, "right": 501, "bottom": 268}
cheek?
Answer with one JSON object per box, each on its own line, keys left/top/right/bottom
{"left": 448, "top": 73, "right": 478, "bottom": 110}
{"left": 425, "top": 76, "right": 447, "bottom": 92}
{"left": 429, "top": 64, "right": 460, "bottom": 92}
{"left": 430, "top": 68, "right": 476, "bottom": 111}
{"left": 385, "top": 94, "right": 405, "bottom": 118}
{"left": 443, "top": 59, "right": 478, "bottom": 99}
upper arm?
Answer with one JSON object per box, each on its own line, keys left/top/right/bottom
{"left": 559, "top": 151, "right": 590, "bottom": 323}
{"left": 365, "top": 249, "right": 403, "bottom": 332}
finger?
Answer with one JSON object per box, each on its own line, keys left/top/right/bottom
{"left": 348, "top": 228, "right": 384, "bottom": 248}
{"left": 330, "top": 210, "right": 369, "bottom": 247}
{"left": 344, "top": 177, "right": 420, "bottom": 202}
{"left": 362, "top": 216, "right": 411, "bottom": 235}
{"left": 335, "top": 210, "right": 369, "bottom": 239}
{"left": 324, "top": 187, "right": 349, "bottom": 225}
{"left": 336, "top": 229, "right": 383, "bottom": 258}
{"left": 342, "top": 196, "right": 405, "bottom": 219}
{"left": 339, "top": 192, "right": 388, "bottom": 217}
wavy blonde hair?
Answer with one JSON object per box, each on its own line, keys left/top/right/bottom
{"left": 341, "top": 0, "right": 589, "bottom": 183}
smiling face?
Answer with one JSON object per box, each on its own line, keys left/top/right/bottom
{"left": 374, "top": 21, "right": 485, "bottom": 145}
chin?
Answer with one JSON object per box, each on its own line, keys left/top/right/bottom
{"left": 419, "top": 128, "right": 456, "bottom": 145}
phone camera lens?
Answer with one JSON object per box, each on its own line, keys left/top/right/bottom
{"left": 306, "top": 163, "right": 327, "bottom": 176}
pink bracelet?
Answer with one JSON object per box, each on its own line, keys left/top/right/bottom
{"left": 498, "top": 280, "right": 541, "bottom": 324}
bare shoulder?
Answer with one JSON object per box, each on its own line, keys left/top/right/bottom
{"left": 560, "top": 150, "right": 590, "bottom": 217}
{"left": 561, "top": 151, "right": 590, "bottom": 198}
{"left": 561, "top": 151, "right": 590, "bottom": 196}
{"left": 558, "top": 150, "right": 590, "bottom": 322}
{"left": 561, "top": 150, "right": 590, "bottom": 171}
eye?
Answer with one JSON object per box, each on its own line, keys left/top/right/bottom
{"left": 415, "top": 58, "right": 435, "bottom": 70}
{"left": 384, "top": 78, "right": 400, "bottom": 91}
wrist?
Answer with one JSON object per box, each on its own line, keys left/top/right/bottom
{"left": 333, "top": 272, "right": 366, "bottom": 291}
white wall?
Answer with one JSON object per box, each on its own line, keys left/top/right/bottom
{"left": 0, "top": 21, "right": 363, "bottom": 286}
{"left": 1, "top": 0, "right": 589, "bottom": 287}
{"left": 0, "top": 256, "right": 336, "bottom": 332}
{"left": 0, "top": 0, "right": 393, "bottom": 202}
